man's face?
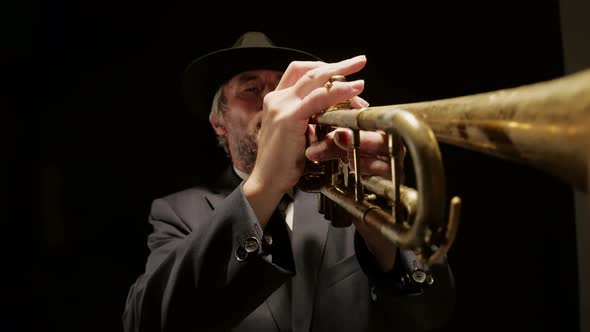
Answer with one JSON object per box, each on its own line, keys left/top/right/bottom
{"left": 221, "top": 69, "right": 283, "bottom": 173}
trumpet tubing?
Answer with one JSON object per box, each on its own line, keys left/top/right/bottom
{"left": 316, "top": 68, "right": 590, "bottom": 192}
{"left": 300, "top": 68, "right": 590, "bottom": 267}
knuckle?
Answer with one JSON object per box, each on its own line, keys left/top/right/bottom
{"left": 303, "top": 69, "right": 320, "bottom": 83}
{"left": 288, "top": 60, "right": 305, "bottom": 69}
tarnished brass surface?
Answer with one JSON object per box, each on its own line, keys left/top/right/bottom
{"left": 317, "top": 68, "right": 590, "bottom": 192}
{"left": 307, "top": 106, "right": 461, "bottom": 265}
{"left": 301, "top": 68, "right": 590, "bottom": 266}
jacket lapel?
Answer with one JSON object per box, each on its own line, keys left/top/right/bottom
{"left": 204, "top": 166, "right": 242, "bottom": 209}
{"left": 204, "top": 166, "right": 297, "bottom": 331}
{"left": 291, "top": 190, "right": 330, "bottom": 332}
{"left": 265, "top": 281, "right": 292, "bottom": 332}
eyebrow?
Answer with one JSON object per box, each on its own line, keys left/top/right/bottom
{"left": 237, "top": 74, "right": 260, "bottom": 83}
{"left": 237, "top": 72, "right": 283, "bottom": 84}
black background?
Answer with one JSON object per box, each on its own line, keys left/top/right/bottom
{"left": 13, "top": 0, "right": 582, "bottom": 331}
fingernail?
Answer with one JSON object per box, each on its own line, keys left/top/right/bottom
{"left": 334, "top": 131, "right": 349, "bottom": 146}
{"left": 357, "top": 96, "right": 369, "bottom": 107}
{"left": 335, "top": 131, "right": 355, "bottom": 150}
{"left": 350, "top": 79, "right": 365, "bottom": 94}
{"left": 343, "top": 55, "right": 366, "bottom": 65}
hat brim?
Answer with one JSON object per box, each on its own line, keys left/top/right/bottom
{"left": 183, "top": 46, "right": 322, "bottom": 120}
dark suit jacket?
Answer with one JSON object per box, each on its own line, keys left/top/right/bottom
{"left": 123, "top": 167, "right": 456, "bottom": 332}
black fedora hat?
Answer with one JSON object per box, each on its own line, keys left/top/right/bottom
{"left": 183, "top": 31, "right": 322, "bottom": 120}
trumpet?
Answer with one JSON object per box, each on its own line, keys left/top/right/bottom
{"left": 296, "top": 69, "right": 590, "bottom": 267}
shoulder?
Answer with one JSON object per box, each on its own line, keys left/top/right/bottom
{"left": 160, "top": 185, "right": 215, "bottom": 205}
{"left": 150, "top": 166, "right": 241, "bottom": 220}
{"left": 150, "top": 185, "right": 219, "bottom": 222}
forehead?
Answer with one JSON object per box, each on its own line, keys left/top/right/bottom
{"left": 226, "top": 69, "right": 283, "bottom": 86}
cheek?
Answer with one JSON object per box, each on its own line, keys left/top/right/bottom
{"left": 235, "top": 110, "right": 262, "bottom": 134}
{"left": 224, "top": 100, "right": 262, "bottom": 132}
{"left": 232, "top": 97, "right": 263, "bottom": 112}
{"left": 250, "top": 112, "right": 263, "bottom": 128}
{"left": 225, "top": 116, "right": 252, "bottom": 140}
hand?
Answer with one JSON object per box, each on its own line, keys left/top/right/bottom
{"left": 305, "top": 119, "right": 407, "bottom": 272}
{"left": 243, "top": 55, "right": 369, "bottom": 227}
{"left": 305, "top": 128, "right": 394, "bottom": 178}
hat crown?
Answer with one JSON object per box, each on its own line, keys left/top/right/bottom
{"left": 232, "top": 31, "right": 275, "bottom": 48}
{"left": 183, "top": 31, "right": 320, "bottom": 119}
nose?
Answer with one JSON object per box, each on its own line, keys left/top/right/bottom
{"left": 262, "top": 84, "right": 275, "bottom": 97}
{"left": 258, "top": 84, "right": 276, "bottom": 112}
{"left": 253, "top": 110, "right": 263, "bottom": 125}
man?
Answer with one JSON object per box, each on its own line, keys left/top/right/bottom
{"left": 123, "top": 31, "right": 456, "bottom": 332}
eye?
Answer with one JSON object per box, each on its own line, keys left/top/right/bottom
{"left": 241, "top": 84, "right": 262, "bottom": 95}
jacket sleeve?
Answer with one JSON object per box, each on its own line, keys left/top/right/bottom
{"left": 354, "top": 231, "right": 456, "bottom": 332}
{"left": 122, "top": 184, "right": 295, "bottom": 332}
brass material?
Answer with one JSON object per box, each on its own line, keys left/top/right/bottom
{"left": 298, "top": 68, "right": 590, "bottom": 267}
{"left": 317, "top": 69, "right": 590, "bottom": 192}
{"left": 330, "top": 75, "right": 347, "bottom": 82}
{"left": 352, "top": 129, "right": 363, "bottom": 202}
{"left": 324, "top": 75, "right": 346, "bottom": 90}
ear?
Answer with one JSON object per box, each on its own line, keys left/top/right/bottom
{"left": 209, "top": 113, "right": 227, "bottom": 136}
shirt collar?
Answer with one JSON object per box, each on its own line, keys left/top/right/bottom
{"left": 233, "top": 166, "right": 250, "bottom": 182}
{"left": 233, "top": 166, "right": 295, "bottom": 199}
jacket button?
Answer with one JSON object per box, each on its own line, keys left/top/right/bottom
{"left": 261, "top": 234, "right": 273, "bottom": 255}
{"left": 236, "top": 236, "right": 260, "bottom": 261}
{"left": 263, "top": 234, "right": 273, "bottom": 246}
{"left": 370, "top": 286, "right": 378, "bottom": 302}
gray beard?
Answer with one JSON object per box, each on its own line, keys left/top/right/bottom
{"left": 234, "top": 130, "right": 258, "bottom": 174}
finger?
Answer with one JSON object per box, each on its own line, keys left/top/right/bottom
{"left": 353, "top": 158, "right": 391, "bottom": 177}
{"left": 350, "top": 95, "right": 370, "bottom": 108}
{"left": 292, "top": 55, "right": 367, "bottom": 98}
{"left": 276, "top": 60, "right": 326, "bottom": 91}
{"left": 332, "top": 129, "right": 390, "bottom": 156}
{"left": 305, "top": 136, "right": 348, "bottom": 161}
{"left": 297, "top": 79, "right": 365, "bottom": 120}
{"left": 306, "top": 124, "right": 318, "bottom": 145}
{"left": 305, "top": 138, "right": 391, "bottom": 177}
{"left": 306, "top": 128, "right": 390, "bottom": 161}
